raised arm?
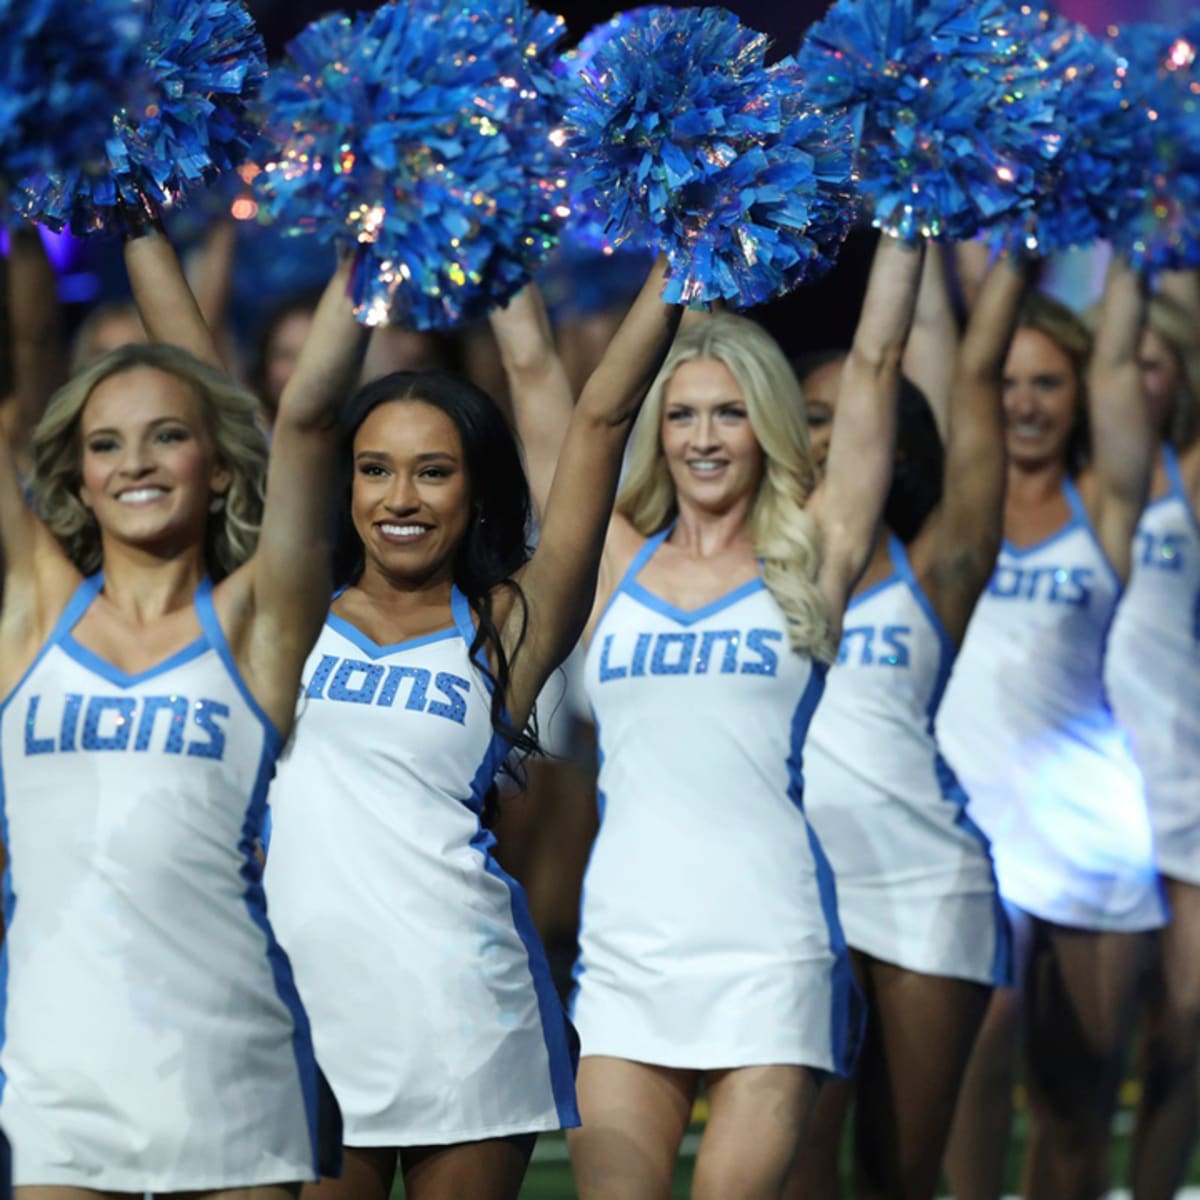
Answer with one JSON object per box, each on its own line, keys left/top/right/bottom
{"left": 809, "top": 236, "right": 924, "bottom": 618}
{"left": 506, "top": 256, "right": 678, "bottom": 717}
{"left": 488, "top": 283, "right": 574, "bottom": 518}
{"left": 1159, "top": 268, "right": 1200, "bottom": 324}
{"left": 922, "top": 254, "right": 1027, "bottom": 642}
{"left": 123, "top": 224, "right": 221, "bottom": 367}
{"left": 249, "top": 259, "right": 368, "bottom": 654}
{"left": 8, "top": 226, "right": 66, "bottom": 464}
{"left": 1087, "top": 256, "right": 1152, "bottom": 580}
{"left": 902, "top": 242, "right": 958, "bottom": 436}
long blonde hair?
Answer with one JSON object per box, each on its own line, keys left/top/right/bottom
{"left": 32, "top": 343, "right": 267, "bottom": 579}
{"left": 617, "top": 313, "right": 836, "bottom": 663}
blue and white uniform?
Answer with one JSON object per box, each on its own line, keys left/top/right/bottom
{"left": 937, "top": 480, "right": 1166, "bottom": 931}
{"left": 0, "top": 576, "right": 333, "bottom": 1191}
{"left": 571, "top": 529, "right": 861, "bottom": 1073}
{"left": 264, "top": 591, "right": 578, "bottom": 1146}
{"left": 1107, "top": 446, "right": 1200, "bottom": 885}
{"left": 805, "top": 536, "right": 1010, "bottom": 985}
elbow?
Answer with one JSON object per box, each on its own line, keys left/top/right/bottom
{"left": 848, "top": 339, "right": 905, "bottom": 379}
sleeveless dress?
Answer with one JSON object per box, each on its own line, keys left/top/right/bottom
{"left": 0, "top": 575, "right": 335, "bottom": 1190}
{"left": 937, "top": 480, "right": 1166, "bottom": 931}
{"left": 805, "top": 535, "right": 1010, "bottom": 985}
{"left": 1106, "top": 446, "right": 1200, "bottom": 885}
{"left": 264, "top": 589, "right": 579, "bottom": 1146}
{"left": 571, "top": 528, "right": 862, "bottom": 1073}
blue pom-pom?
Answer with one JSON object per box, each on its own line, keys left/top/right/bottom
{"left": 1105, "top": 23, "right": 1200, "bottom": 271}
{"left": 0, "top": 0, "right": 146, "bottom": 187}
{"left": 564, "top": 6, "right": 857, "bottom": 308}
{"left": 796, "top": 0, "right": 1062, "bottom": 242}
{"left": 255, "top": 0, "right": 567, "bottom": 331}
{"left": 14, "top": 0, "right": 266, "bottom": 236}
{"left": 985, "top": 14, "right": 1138, "bottom": 256}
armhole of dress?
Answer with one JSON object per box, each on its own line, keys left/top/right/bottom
{"left": 1062, "top": 477, "right": 1122, "bottom": 592}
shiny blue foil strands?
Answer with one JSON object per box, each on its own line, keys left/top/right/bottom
{"left": 987, "top": 14, "right": 1138, "bottom": 256}
{"left": 1107, "top": 23, "right": 1200, "bottom": 271}
{"left": 15, "top": 0, "right": 266, "bottom": 235}
{"left": 255, "top": 0, "right": 567, "bottom": 331}
{"left": 0, "top": 0, "right": 145, "bottom": 187}
{"left": 564, "top": 6, "right": 854, "bottom": 307}
{"left": 796, "top": 0, "right": 1062, "bottom": 242}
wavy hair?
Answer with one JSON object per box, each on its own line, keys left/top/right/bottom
{"left": 618, "top": 314, "right": 836, "bottom": 663}
{"left": 332, "top": 371, "right": 539, "bottom": 816}
{"left": 1147, "top": 293, "right": 1200, "bottom": 449}
{"left": 31, "top": 343, "right": 266, "bottom": 579}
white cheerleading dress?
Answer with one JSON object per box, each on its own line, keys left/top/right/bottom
{"left": 937, "top": 480, "right": 1166, "bottom": 931}
{"left": 264, "top": 590, "right": 579, "bottom": 1146}
{"left": 571, "top": 528, "right": 862, "bottom": 1074}
{"left": 0, "top": 575, "right": 335, "bottom": 1191}
{"left": 1106, "top": 446, "right": 1200, "bottom": 885}
{"left": 805, "top": 535, "right": 1010, "bottom": 985}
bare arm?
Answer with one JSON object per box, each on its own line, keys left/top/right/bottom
{"left": 188, "top": 220, "right": 237, "bottom": 343}
{"left": 507, "top": 257, "right": 679, "bottom": 720}
{"left": 922, "top": 254, "right": 1028, "bottom": 642}
{"left": 902, "top": 242, "right": 958, "bottom": 436}
{"left": 810, "top": 236, "right": 925, "bottom": 619}
{"left": 488, "top": 283, "right": 574, "bottom": 519}
{"left": 123, "top": 223, "right": 221, "bottom": 366}
{"left": 1087, "top": 256, "right": 1152, "bottom": 580}
{"left": 249, "top": 259, "right": 368, "bottom": 657}
{"left": 8, "top": 225, "right": 66, "bottom": 457}
{"left": 953, "top": 240, "right": 991, "bottom": 311}
{"left": 1160, "top": 268, "right": 1200, "bottom": 323}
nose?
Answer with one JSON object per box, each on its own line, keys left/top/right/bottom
{"left": 690, "top": 414, "right": 721, "bottom": 454}
{"left": 117, "top": 441, "right": 153, "bottom": 477}
{"left": 383, "top": 474, "right": 420, "bottom": 514}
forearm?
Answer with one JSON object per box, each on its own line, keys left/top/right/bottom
{"left": 275, "top": 260, "right": 367, "bottom": 432}
{"left": 123, "top": 224, "right": 221, "bottom": 366}
{"left": 576, "top": 256, "right": 679, "bottom": 427}
{"left": 902, "top": 241, "right": 957, "bottom": 434}
{"left": 7, "top": 225, "right": 66, "bottom": 440}
{"left": 851, "top": 237, "right": 925, "bottom": 373}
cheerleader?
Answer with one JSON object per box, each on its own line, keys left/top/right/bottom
{"left": 504, "top": 236, "right": 924, "bottom": 1197}
{"left": 939, "top": 261, "right": 1159, "bottom": 1200}
{"left": 1107, "top": 285, "right": 1200, "bottom": 1200}
{"left": 261, "top": 261, "right": 680, "bottom": 1200}
{"left": 0, "top": 223, "right": 362, "bottom": 1194}
{"left": 787, "top": 253, "right": 1026, "bottom": 1200}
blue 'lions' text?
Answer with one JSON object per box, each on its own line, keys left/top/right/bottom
{"left": 838, "top": 624, "right": 911, "bottom": 668}
{"left": 303, "top": 655, "right": 471, "bottom": 725}
{"left": 1136, "top": 530, "right": 1186, "bottom": 573}
{"left": 988, "top": 565, "right": 1094, "bottom": 607}
{"left": 597, "top": 628, "right": 782, "bottom": 682}
{"left": 24, "top": 693, "right": 229, "bottom": 760}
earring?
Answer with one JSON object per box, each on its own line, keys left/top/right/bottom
{"left": 209, "top": 494, "right": 227, "bottom": 514}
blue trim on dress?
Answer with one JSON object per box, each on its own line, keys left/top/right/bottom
{"left": 0, "top": 754, "right": 14, "bottom": 1105}
{"left": 237, "top": 736, "right": 330, "bottom": 1179}
{"left": 59, "top": 634, "right": 208, "bottom": 690}
{"left": 324, "top": 612, "right": 458, "bottom": 660}
{"left": 1063, "top": 477, "right": 1122, "bottom": 591}
{"left": 0, "top": 575, "right": 100, "bottom": 714}
{"left": 888, "top": 536, "right": 956, "bottom": 712}
{"left": 449, "top": 586, "right": 478, "bottom": 651}
{"left": 622, "top": 576, "right": 766, "bottom": 627}
{"left": 846, "top": 570, "right": 900, "bottom": 611}
{"left": 193, "top": 579, "right": 284, "bottom": 752}
{"left": 786, "top": 663, "right": 863, "bottom": 1079}
{"left": 467, "top": 737, "right": 580, "bottom": 1128}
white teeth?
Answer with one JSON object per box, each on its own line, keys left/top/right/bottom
{"left": 689, "top": 461, "right": 723, "bottom": 472}
{"left": 380, "top": 524, "right": 429, "bottom": 537}
{"left": 117, "top": 487, "right": 166, "bottom": 504}
{"left": 1012, "top": 422, "right": 1046, "bottom": 437}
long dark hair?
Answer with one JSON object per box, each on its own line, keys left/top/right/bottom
{"left": 333, "top": 371, "right": 539, "bottom": 812}
{"left": 885, "top": 377, "right": 945, "bottom": 544}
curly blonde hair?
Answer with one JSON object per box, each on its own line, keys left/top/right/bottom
{"left": 617, "top": 313, "right": 836, "bottom": 663}
{"left": 31, "top": 343, "right": 266, "bottom": 579}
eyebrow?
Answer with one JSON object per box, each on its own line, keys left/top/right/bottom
{"left": 84, "top": 417, "right": 191, "bottom": 437}
{"left": 355, "top": 449, "right": 459, "bottom": 463}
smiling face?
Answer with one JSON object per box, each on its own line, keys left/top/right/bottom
{"left": 351, "top": 398, "right": 470, "bottom": 586}
{"left": 1002, "top": 327, "right": 1082, "bottom": 471}
{"left": 660, "top": 357, "right": 765, "bottom": 515}
{"left": 78, "top": 366, "right": 229, "bottom": 558}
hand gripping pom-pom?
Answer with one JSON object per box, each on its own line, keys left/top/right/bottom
{"left": 0, "top": 0, "right": 146, "bottom": 188}
{"left": 796, "top": 0, "right": 1064, "bottom": 242}
{"left": 564, "top": 6, "right": 858, "bottom": 307}
{"left": 13, "top": 0, "right": 267, "bottom": 236}
{"left": 1105, "top": 23, "right": 1200, "bottom": 271}
{"left": 985, "top": 13, "right": 1142, "bottom": 257}
{"left": 254, "top": 0, "right": 568, "bottom": 331}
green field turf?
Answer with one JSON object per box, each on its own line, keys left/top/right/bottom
{"left": 390, "top": 1086, "right": 1200, "bottom": 1198}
